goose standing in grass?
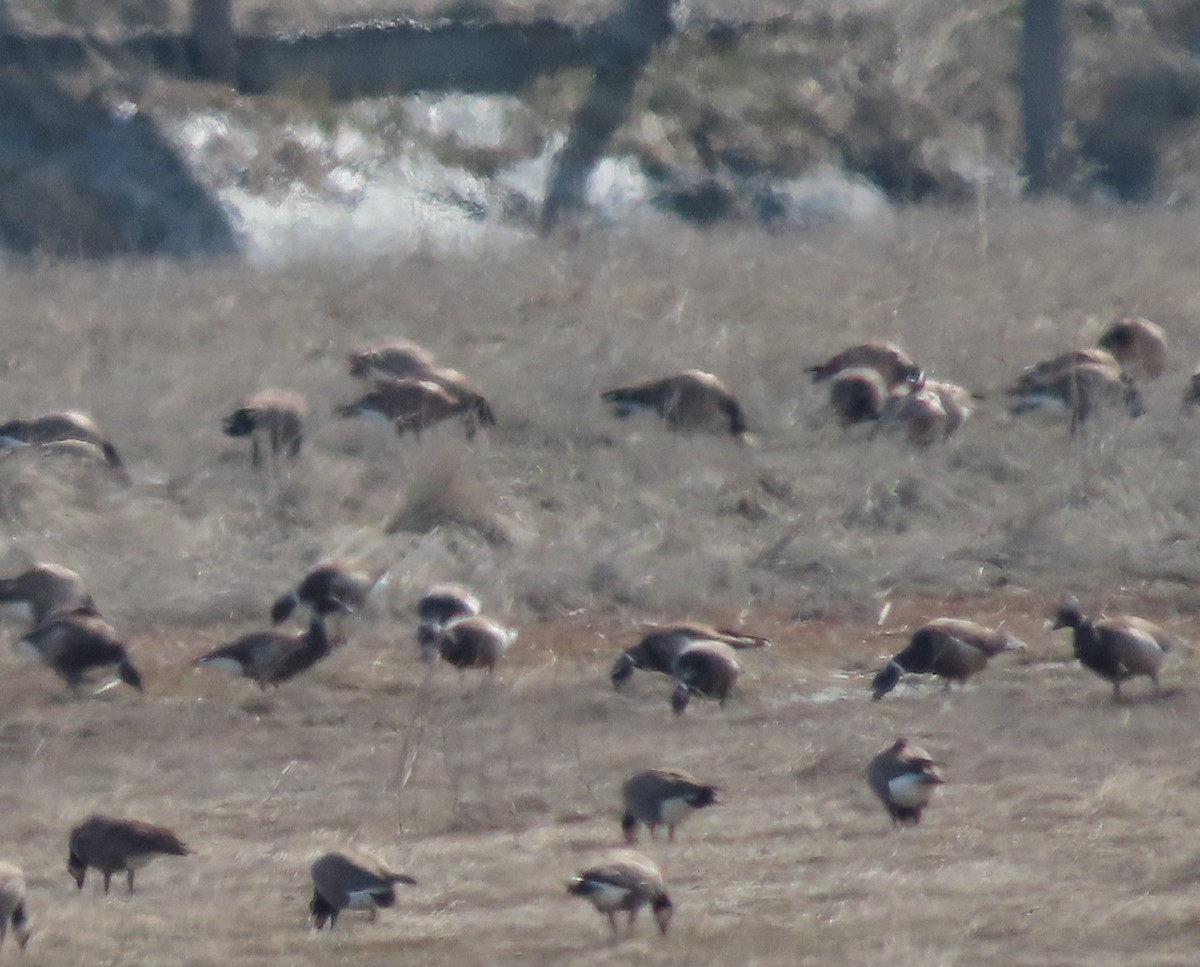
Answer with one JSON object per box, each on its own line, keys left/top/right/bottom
{"left": 347, "top": 339, "right": 438, "bottom": 381}
{"left": 567, "top": 851, "right": 674, "bottom": 936}
{"left": 601, "top": 370, "right": 749, "bottom": 440}
{"left": 0, "top": 410, "right": 130, "bottom": 484}
{"left": 828, "top": 366, "right": 891, "bottom": 426}
{"left": 14, "top": 612, "right": 142, "bottom": 695}
{"left": 1007, "top": 353, "right": 1143, "bottom": 434}
{"left": 806, "top": 342, "right": 922, "bottom": 390}
{"left": 310, "top": 849, "right": 417, "bottom": 930}
{"left": 670, "top": 639, "right": 741, "bottom": 714}
{"left": 621, "top": 768, "right": 719, "bottom": 844}
{"left": 221, "top": 390, "right": 307, "bottom": 467}
{"left": 67, "top": 815, "right": 192, "bottom": 894}
{"left": 433, "top": 615, "right": 515, "bottom": 673}
{"left": 0, "top": 562, "right": 95, "bottom": 629}
{"left": 611, "top": 622, "right": 768, "bottom": 688}
{"left": 416, "top": 583, "right": 481, "bottom": 655}
{"left": 0, "top": 862, "right": 31, "bottom": 950}
{"left": 867, "top": 738, "right": 944, "bottom": 828}
{"left": 871, "top": 618, "right": 1026, "bottom": 699}
{"left": 1050, "top": 597, "right": 1173, "bottom": 700}
{"left": 270, "top": 559, "right": 388, "bottom": 624}
{"left": 195, "top": 600, "right": 343, "bottom": 690}
{"left": 336, "top": 378, "right": 495, "bottom": 440}
{"left": 1098, "top": 316, "right": 1167, "bottom": 380}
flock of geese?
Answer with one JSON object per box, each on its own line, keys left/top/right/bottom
{"left": 0, "top": 315, "right": 1190, "bottom": 949}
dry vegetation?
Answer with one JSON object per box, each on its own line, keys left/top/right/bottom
{"left": 4, "top": 204, "right": 1200, "bottom": 963}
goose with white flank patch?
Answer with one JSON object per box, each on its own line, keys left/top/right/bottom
{"left": 0, "top": 863, "right": 31, "bottom": 950}
{"left": 621, "top": 768, "right": 719, "bottom": 844}
{"left": 611, "top": 621, "right": 768, "bottom": 688}
{"left": 221, "top": 390, "right": 307, "bottom": 467}
{"left": 670, "top": 639, "right": 741, "bottom": 714}
{"left": 271, "top": 559, "right": 388, "bottom": 624}
{"left": 567, "top": 851, "right": 674, "bottom": 936}
{"left": 416, "top": 583, "right": 481, "bottom": 655}
{"left": 1007, "top": 352, "right": 1144, "bottom": 434}
{"left": 0, "top": 411, "right": 129, "bottom": 484}
{"left": 867, "top": 737, "right": 944, "bottom": 828}
{"left": 0, "top": 562, "right": 95, "bottom": 630}
{"left": 1098, "top": 316, "right": 1167, "bottom": 380}
{"left": 336, "top": 378, "right": 495, "bottom": 440}
{"left": 195, "top": 599, "right": 343, "bottom": 690}
{"left": 67, "top": 815, "right": 191, "bottom": 894}
{"left": 14, "top": 612, "right": 142, "bottom": 695}
{"left": 1051, "top": 597, "right": 1174, "bottom": 701}
{"left": 601, "top": 370, "right": 749, "bottom": 440}
{"left": 871, "top": 618, "right": 1027, "bottom": 699}
{"left": 433, "top": 615, "right": 516, "bottom": 672}
{"left": 347, "top": 339, "right": 438, "bottom": 381}
{"left": 806, "top": 342, "right": 922, "bottom": 390}
{"left": 310, "top": 849, "right": 417, "bottom": 930}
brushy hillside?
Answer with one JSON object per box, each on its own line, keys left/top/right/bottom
{"left": 2, "top": 206, "right": 1200, "bottom": 965}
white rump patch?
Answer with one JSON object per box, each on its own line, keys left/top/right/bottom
{"left": 888, "top": 773, "right": 937, "bottom": 808}
{"left": 659, "top": 797, "right": 693, "bottom": 826}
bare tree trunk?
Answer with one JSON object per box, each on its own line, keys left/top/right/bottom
{"left": 1021, "top": 0, "right": 1065, "bottom": 195}
{"left": 190, "top": 0, "right": 237, "bottom": 84}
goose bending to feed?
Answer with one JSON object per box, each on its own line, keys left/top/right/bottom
{"left": 0, "top": 411, "right": 129, "bottom": 483}
{"left": 0, "top": 863, "right": 31, "bottom": 950}
{"left": 828, "top": 367, "right": 890, "bottom": 426}
{"left": 1051, "top": 597, "right": 1173, "bottom": 700}
{"left": 196, "top": 600, "right": 342, "bottom": 690}
{"left": 806, "top": 342, "right": 922, "bottom": 390}
{"left": 310, "top": 849, "right": 417, "bottom": 929}
{"left": 621, "top": 768, "right": 719, "bottom": 844}
{"left": 416, "top": 583, "right": 481, "bottom": 652}
{"left": 867, "top": 738, "right": 944, "bottom": 828}
{"left": 222, "top": 390, "right": 307, "bottom": 467}
{"left": 871, "top": 618, "right": 1026, "bottom": 699}
{"left": 0, "top": 562, "right": 95, "bottom": 629}
{"left": 611, "top": 622, "right": 768, "bottom": 688}
{"left": 336, "top": 378, "right": 495, "bottom": 440}
{"left": 1008, "top": 348, "right": 1119, "bottom": 395}
{"left": 1008, "top": 354, "right": 1143, "bottom": 434}
{"left": 567, "top": 851, "right": 673, "bottom": 936}
{"left": 601, "top": 370, "right": 749, "bottom": 440}
{"left": 14, "top": 612, "right": 142, "bottom": 695}
{"left": 348, "top": 339, "right": 438, "bottom": 381}
{"left": 68, "top": 815, "right": 191, "bottom": 894}
{"left": 874, "top": 378, "right": 975, "bottom": 446}
{"left": 271, "top": 559, "right": 388, "bottom": 624}
{"left": 432, "top": 615, "right": 516, "bottom": 672}
{"left": 670, "top": 639, "right": 741, "bottom": 714}
{"left": 1098, "top": 316, "right": 1167, "bottom": 379}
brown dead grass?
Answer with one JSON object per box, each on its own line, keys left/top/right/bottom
{"left": 3, "top": 205, "right": 1200, "bottom": 963}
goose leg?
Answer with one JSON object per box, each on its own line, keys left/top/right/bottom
{"left": 127, "top": 869, "right": 135, "bottom": 894}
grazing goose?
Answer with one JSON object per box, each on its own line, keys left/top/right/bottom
{"left": 1008, "top": 348, "right": 1119, "bottom": 394}
{"left": 310, "top": 849, "right": 417, "bottom": 930}
{"left": 271, "top": 559, "right": 388, "bottom": 624}
{"left": 336, "top": 378, "right": 494, "bottom": 440}
{"left": 347, "top": 339, "right": 439, "bottom": 381}
{"left": 828, "top": 367, "right": 891, "bottom": 426}
{"left": 0, "top": 411, "right": 129, "bottom": 484}
{"left": 0, "top": 862, "right": 30, "bottom": 950}
{"left": 0, "top": 562, "right": 95, "bottom": 629}
{"left": 221, "top": 390, "right": 307, "bottom": 467}
{"left": 601, "top": 370, "right": 749, "bottom": 439}
{"left": 416, "top": 583, "right": 481, "bottom": 653}
{"left": 611, "top": 622, "right": 768, "bottom": 688}
{"left": 871, "top": 618, "right": 1026, "bottom": 699}
{"left": 1008, "top": 355, "right": 1144, "bottom": 433}
{"left": 195, "top": 601, "right": 342, "bottom": 690}
{"left": 68, "top": 815, "right": 191, "bottom": 894}
{"left": 875, "top": 378, "right": 975, "bottom": 446}
{"left": 806, "top": 342, "right": 922, "bottom": 390}
{"left": 14, "top": 612, "right": 142, "bottom": 695}
{"left": 434, "top": 615, "right": 516, "bottom": 672}
{"left": 567, "top": 850, "right": 673, "bottom": 936}
{"left": 867, "top": 738, "right": 944, "bottom": 828}
{"left": 621, "top": 768, "right": 719, "bottom": 844}
{"left": 1098, "top": 316, "right": 1167, "bottom": 380}
{"left": 670, "top": 639, "right": 741, "bottom": 714}
{"left": 1051, "top": 598, "right": 1172, "bottom": 700}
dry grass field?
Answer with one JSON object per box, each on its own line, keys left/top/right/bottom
{"left": 4, "top": 203, "right": 1200, "bottom": 964}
